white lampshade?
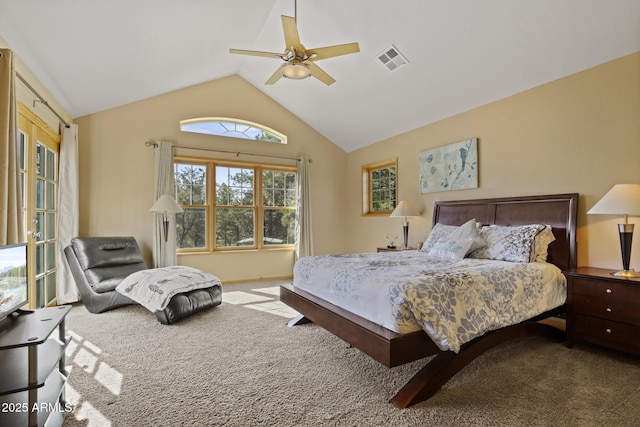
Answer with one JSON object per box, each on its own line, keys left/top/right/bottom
{"left": 390, "top": 200, "right": 419, "bottom": 219}
{"left": 588, "top": 183, "right": 640, "bottom": 277}
{"left": 149, "top": 195, "right": 183, "bottom": 214}
{"left": 282, "top": 63, "right": 311, "bottom": 80}
{"left": 587, "top": 184, "right": 640, "bottom": 219}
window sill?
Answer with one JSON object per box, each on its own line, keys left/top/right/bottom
{"left": 178, "top": 247, "right": 295, "bottom": 256}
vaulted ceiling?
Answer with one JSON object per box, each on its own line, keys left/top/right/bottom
{"left": 0, "top": 1, "right": 638, "bottom": 152}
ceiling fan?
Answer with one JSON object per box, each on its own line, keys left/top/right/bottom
{"left": 229, "top": 2, "right": 360, "bottom": 86}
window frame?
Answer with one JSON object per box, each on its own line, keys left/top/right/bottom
{"left": 361, "top": 157, "right": 398, "bottom": 216}
{"left": 174, "top": 156, "right": 297, "bottom": 253}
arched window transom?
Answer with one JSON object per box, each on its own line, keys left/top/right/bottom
{"left": 180, "top": 117, "right": 287, "bottom": 144}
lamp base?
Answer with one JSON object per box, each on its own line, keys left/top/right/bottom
{"left": 611, "top": 269, "right": 640, "bottom": 278}
{"left": 402, "top": 221, "right": 409, "bottom": 250}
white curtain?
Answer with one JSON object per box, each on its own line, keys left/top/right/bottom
{"left": 0, "top": 48, "right": 24, "bottom": 245}
{"left": 295, "top": 157, "right": 313, "bottom": 259}
{"left": 152, "top": 141, "right": 177, "bottom": 267}
{"left": 56, "top": 124, "right": 80, "bottom": 303}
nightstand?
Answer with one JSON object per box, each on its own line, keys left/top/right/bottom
{"left": 565, "top": 267, "right": 640, "bottom": 356}
{"left": 377, "top": 247, "right": 416, "bottom": 252}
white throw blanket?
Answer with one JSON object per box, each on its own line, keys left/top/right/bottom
{"left": 116, "top": 266, "right": 221, "bottom": 312}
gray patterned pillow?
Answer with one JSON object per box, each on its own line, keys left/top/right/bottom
{"left": 467, "top": 224, "right": 546, "bottom": 263}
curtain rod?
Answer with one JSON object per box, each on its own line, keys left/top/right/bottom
{"left": 144, "top": 141, "right": 310, "bottom": 162}
{"left": 15, "top": 72, "right": 71, "bottom": 128}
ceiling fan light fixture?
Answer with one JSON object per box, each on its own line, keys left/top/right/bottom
{"left": 282, "top": 62, "right": 311, "bottom": 79}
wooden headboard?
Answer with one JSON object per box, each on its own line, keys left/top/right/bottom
{"left": 433, "top": 193, "right": 578, "bottom": 272}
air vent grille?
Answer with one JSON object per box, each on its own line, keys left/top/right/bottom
{"left": 377, "top": 45, "right": 408, "bottom": 71}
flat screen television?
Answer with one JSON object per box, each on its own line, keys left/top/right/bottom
{"left": 0, "top": 242, "right": 28, "bottom": 320}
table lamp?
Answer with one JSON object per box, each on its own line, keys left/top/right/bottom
{"left": 150, "top": 195, "right": 184, "bottom": 242}
{"left": 390, "top": 200, "right": 419, "bottom": 249}
{"left": 587, "top": 183, "right": 640, "bottom": 277}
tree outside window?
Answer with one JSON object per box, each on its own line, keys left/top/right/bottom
{"left": 175, "top": 162, "right": 207, "bottom": 249}
{"left": 174, "top": 159, "right": 296, "bottom": 251}
{"left": 362, "top": 158, "right": 398, "bottom": 215}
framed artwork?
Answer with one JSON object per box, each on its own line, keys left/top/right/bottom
{"left": 419, "top": 138, "right": 478, "bottom": 194}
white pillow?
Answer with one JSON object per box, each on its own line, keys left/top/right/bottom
{"left": 421, "top": 218, "right": 486, "bottom": 256}
{"left": 428, "top": 237, "right": 475, "bottom": 260}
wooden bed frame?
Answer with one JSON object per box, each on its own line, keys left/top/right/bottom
{"left": 280, "top": 193, "right": 579, "bottom": 407}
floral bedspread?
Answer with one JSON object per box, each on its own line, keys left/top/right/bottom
{"left": 293, "top": 251, "right": 566, "bottom": 353}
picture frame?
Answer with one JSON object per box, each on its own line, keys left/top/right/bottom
{"left": 419, "top": 138, "right": 478, "bottom": 194}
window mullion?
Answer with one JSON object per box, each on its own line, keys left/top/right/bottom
{"left": 256, "top": 166, "right": 263, "bottom": 250}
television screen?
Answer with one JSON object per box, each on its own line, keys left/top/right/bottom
{"left": 0, "top": 242, "right": 28, "bottom": 320}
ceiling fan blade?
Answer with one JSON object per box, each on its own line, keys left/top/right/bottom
{"left": 308, "top": 62, "right": 336, "bottom": 86}
{"left": 308, "top": 42, "right": 360, "bottom": 61}
{"left": 229, "top": 49, "right": 283, "bottom": 59}
{"left": 281, "top": 16, "right": 303, "bottom": 52}
{"left": 265, "top": 64, "right": 287, "bottom": 85}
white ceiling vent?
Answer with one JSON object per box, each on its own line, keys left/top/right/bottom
{"left": 377, "top": 45, "right": 408, "bottom": 71}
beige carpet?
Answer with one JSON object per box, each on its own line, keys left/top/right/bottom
{"left": 61, "top": 281, "right": 640, "bottom": 427}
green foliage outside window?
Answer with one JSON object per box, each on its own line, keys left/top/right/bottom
{"left": 175, "top": 163, "right": 207, "bottom": 249}
{"left": 370, "top": 165, "right": 397, "bottom": 212}
{"left": 174, "top": 160, "right": 296, "bottom": 250}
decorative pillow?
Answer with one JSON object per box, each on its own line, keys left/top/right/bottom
{"left": 467, "top": 224, "right": 546, "bottom": 263}
{"left": 533, "top": 225, "right": 555, "bottom": 262}
{"left": 428, "top": 237, "right": 475, "bottom": 260}
{"left": 420, "top": 218, "right": 486, "bottom": 256}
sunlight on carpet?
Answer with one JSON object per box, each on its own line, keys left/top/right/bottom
{"left": 222, "top": 286, "right": 299, "bottom": 318}
{"left": 64, "top": 328, "right": 124, "bottom": 427}
{"left": 62, "top": 282, "right": 297, "bottom": 426}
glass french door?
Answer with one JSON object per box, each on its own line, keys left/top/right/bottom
{"left": 18, "top": 103, "right": 60, "bottom": 308}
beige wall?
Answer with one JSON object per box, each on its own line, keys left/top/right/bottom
{"left": 74, "top": 75, "right": 348, "bottom": 282}
{"left": 5, "top": 30, "right": 639, "bottom": 278}
{"left": 346, "top": 52, "right": 640, "bottom": 271}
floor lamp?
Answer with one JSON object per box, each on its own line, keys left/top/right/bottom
{"left": 587, "top": 183, "right": 640, "bottom": 277}
{"left": 390, "top": 200, "right": 419, "bottom": 249}
{"left": 150, "top": 195, "right": 183, "bottom": 242}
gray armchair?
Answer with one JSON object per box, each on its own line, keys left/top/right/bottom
{"left": 64, "top": 236, "right": 145, "bottom": 313}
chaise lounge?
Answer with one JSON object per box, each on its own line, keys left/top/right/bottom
{"left": 64, "top": 236, "right": 222, "bottom": 324}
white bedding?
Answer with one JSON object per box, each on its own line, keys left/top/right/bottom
{"left": 116, "top": 266, "right": 221, "bottom": 312}
{"left": 293, "top": 251, "right": 566, "bottom": 353}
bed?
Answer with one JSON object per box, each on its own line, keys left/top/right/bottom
{"left": 280, "top": 193, "right": 578, "bottom": 407}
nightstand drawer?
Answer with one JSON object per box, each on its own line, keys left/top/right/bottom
{"left": 573, "top": 314, "right": 640, "bottom": 355}
{"left": 573, "top": 295, "right": 640, "bottom": 326}
{"left": 572, "top": 278, "right": 640, "bottom": 304}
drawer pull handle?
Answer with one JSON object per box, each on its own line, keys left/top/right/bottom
{"left": 605, "top": 328, "right": 612, "bottom": 334}
{"left": 606, "top": 307, "right": 612, "bottom": 313}
{"left": 606, "top": 288, "right": 613, "bottom": 294}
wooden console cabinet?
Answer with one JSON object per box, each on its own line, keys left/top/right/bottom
{"left": 565, "top": 267, "right": 640, "bottom": 356}
{"left": 0, "top": 306, "right": 71, "bottom": 427}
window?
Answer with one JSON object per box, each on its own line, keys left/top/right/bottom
{"left": 180, "top": 117, "right": 287, "bottom": 144}
{"left": 174, "top": 158, "right": 296, "bottom": 251}
{"left": 362, "top": 158, "right": 397, "bottom": 215}
{"left": 174, "top": 162, "right": 208, "bottom": 249}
